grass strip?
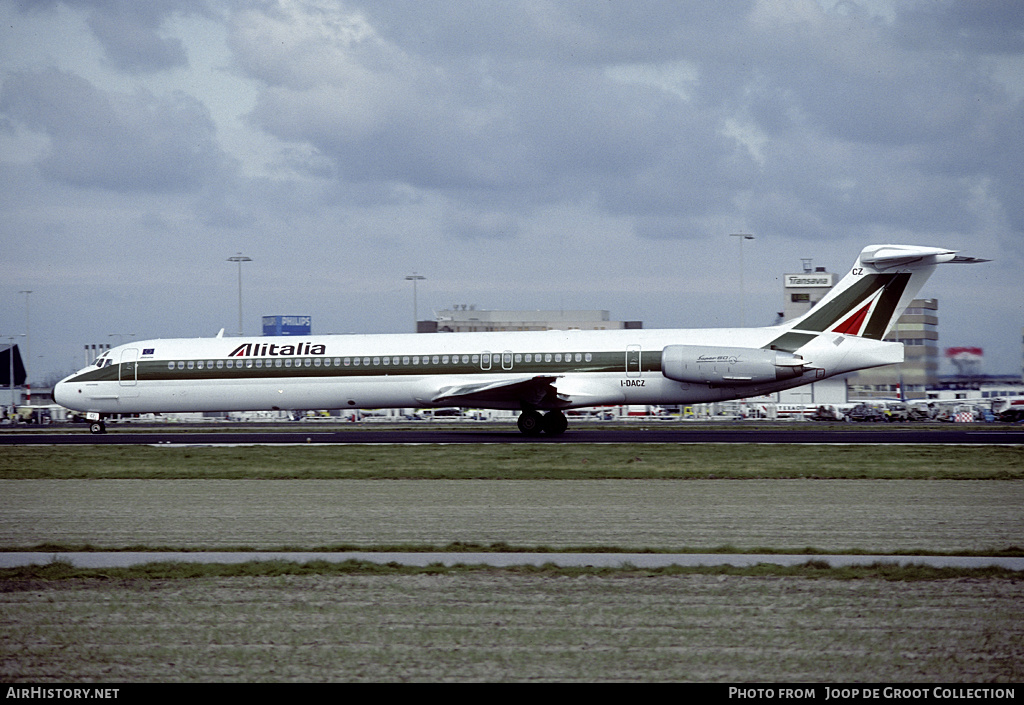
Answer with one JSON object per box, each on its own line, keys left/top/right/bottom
{"left": 3, "top": 443, "right": 1023, "bottom": 479}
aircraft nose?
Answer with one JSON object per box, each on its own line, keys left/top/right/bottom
{"left": 53, "top": 377, "right": 74, "bottom": 409}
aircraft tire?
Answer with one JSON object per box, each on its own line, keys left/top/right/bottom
{"left": 543, "top": 410, "right": 568, "bottom": 435}
{"left": 517, "top": 410, "right": 544, "bottom": 436}
{"left": 89, "top": 421, "right": 106, "bottom": 435}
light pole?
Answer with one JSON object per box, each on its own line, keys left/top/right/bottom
{"left": 227, "top": 254, "right": 252, "bottom": 337}
{"left": 729, "top": 234, "right": 755, "bottom": 326}
{"left": 405, "top": 273, "right": 425, "bottom": 332}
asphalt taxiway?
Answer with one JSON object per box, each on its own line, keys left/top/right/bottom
{"left": 3, "top": 424, "right": 1023, "bottom": 444}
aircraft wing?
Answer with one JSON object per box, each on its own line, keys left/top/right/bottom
{"left": 430, "top": 375, "right": 568, "bottom": 408}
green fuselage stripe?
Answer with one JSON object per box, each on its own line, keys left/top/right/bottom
{"left": 70, "top": 350, "right": 663, "bottom": 384}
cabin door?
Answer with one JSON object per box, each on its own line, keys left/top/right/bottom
{"left": 626, "top": 345, "right": 641, "bottom": 377}
{"left": 119, "top": 348, "right": 138, "bottom": 387}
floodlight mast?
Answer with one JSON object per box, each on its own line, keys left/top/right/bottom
{"left": 729, "top": 234, "right": 755, "bottom": 326}
{"left": 227, "top": 254, "right": 252, "bottom": 337}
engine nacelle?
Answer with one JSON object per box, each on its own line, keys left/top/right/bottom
{"left": 661, "top": 345, "right": 807, "bottom": 386}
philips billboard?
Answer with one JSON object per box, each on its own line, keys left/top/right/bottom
{"left": 262, "top": 315, "right": 312, "bottom": 336}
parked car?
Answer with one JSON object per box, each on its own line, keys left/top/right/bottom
{"left": 846, "top": 403, "right": 886, "bottom": 422}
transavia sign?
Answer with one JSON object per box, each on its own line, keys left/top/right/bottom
{"left": 785, "top": 273, "right": 835, "bottom": 288}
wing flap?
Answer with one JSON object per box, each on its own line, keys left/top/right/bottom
{"left": 430, "top": 375, "right": 567, "bottom": 408}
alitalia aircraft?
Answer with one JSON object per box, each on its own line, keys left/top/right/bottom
{"left": 55, "top": 244, "right": 984, "bottom": 435}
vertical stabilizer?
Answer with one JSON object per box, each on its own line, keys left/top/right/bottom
{"left": 766, "top": 244, "right": 984, "bottom": 353}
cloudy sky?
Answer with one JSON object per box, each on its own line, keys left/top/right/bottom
{"left": 2, "top": 0, "right": 1022, "bottom": 384}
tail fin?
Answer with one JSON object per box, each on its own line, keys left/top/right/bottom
{"left": 766, "top": 244, "right": 987, "bottom": 353}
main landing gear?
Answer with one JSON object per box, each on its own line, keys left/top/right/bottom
{"left": 517, "top": 409, "right": 568, "bottom": 436}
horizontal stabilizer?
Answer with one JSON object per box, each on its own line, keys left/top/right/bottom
{"left": 859, "top": 244, "right": 988, "bottom": 270}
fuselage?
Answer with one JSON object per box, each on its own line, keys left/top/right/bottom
{"left": 53, "top": 325, "right": 902, "bottom": 416}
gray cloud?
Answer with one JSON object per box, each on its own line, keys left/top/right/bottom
{"left": 1, "top": 0, "right": 1021, "bottom": 380}
{"left": 1, "top": 67, "right": 233, "bottom": 192}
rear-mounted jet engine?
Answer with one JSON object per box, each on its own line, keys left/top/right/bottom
{"left": 661, "top": 345, "right": 807, "bottom": 386}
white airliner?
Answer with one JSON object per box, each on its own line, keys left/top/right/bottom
{"left": 55, "top": 244, "right": 985, "bottom": 435}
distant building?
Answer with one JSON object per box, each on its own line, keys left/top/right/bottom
{"left": 781, "top": 262, "right": 836, "bottom": 322}
{"left": 419, "top": 307, "right": 642, "bottom": 333}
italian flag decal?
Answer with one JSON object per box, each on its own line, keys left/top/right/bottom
{"left": 828, "top": 289, "right": 883, "bottom": 336}
{"left": 831, "top": 302, "right": 870, "bottom": 335}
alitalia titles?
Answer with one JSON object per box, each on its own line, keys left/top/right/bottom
{"left": 229, "top": 342, "right": 326, "bottom": 358}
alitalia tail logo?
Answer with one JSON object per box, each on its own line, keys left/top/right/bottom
{"left": 229, "top": 342, "right": 327, "bottom": 357}
{"left": 828, "top": 288, "right": 884, "bottom": 337}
